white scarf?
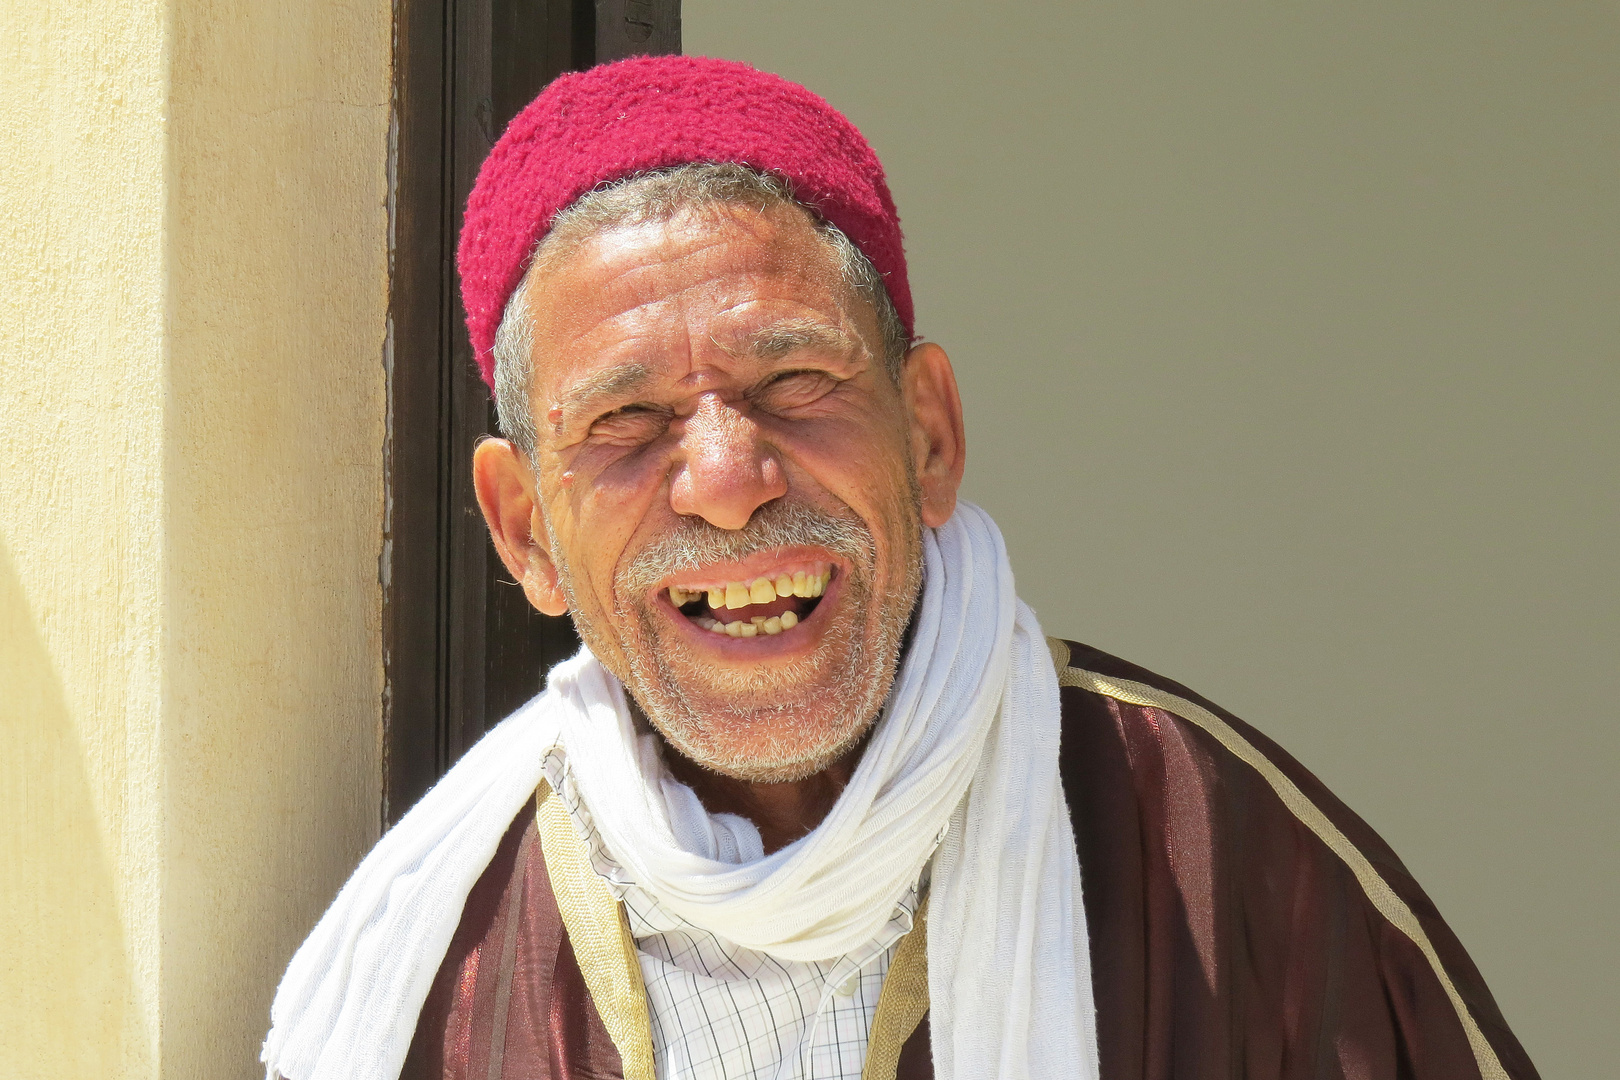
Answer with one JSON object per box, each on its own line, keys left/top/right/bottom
{"left": 262, "top": 503, "right": 1099, "bottom": 1080}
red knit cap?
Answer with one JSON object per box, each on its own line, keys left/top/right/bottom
{"left": 457, "top": 55, "right": 912, "bottom": 390}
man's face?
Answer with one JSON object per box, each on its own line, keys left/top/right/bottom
{"left": 479, "top": 203, "right": 962, "bottom": 782}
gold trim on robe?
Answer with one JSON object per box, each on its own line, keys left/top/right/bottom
{"left": 861, "top": 893, "right": 930, "bottom": 1080}
{"left": 1044, "top": 636, "right": 1510, "bottom": 1080}
{"left": 536, "top": 780, "right": 657, "bottom": 1080}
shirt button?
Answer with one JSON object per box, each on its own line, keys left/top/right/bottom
{"left": 836, "top": 973, "right": 861, "bottom": 997}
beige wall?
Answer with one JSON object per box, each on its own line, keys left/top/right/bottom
{"left": 0, "top": 2, "right": 166, "bottom": 1071}
{"left": 690, "top": 3, "right": 1618, "bottom": 1076}
{"left": 0, "top": 0, "right": 390, "bottom": 1075}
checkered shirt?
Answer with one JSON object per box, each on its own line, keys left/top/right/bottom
{"left": 547, "top": 755, "right": 922, "bottom": 1080}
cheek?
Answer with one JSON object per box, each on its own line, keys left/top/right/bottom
{"left": 776, "top": 409, "right": 913, "bottom": 491}
{"left": 556, "top": 447, "right": 673, "bottom": 586}
{"left": 770, "top": 419, "right": 920, "bottom": 558}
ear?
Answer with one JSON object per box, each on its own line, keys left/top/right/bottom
{"left": 472, "top": 438, "right": 570, "bottom": 616}
{"left": 900, "top": 342, "right": 967, "bottom": 528}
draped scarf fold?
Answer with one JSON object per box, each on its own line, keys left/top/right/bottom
{"left": 262, "top": 503, "right": 1098, "bottom": 1080}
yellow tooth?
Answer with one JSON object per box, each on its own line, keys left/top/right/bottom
{"left": 724, "top": 620, "right": 743, "bottom": 636}
{"left": 792, "top": 571, "right": 808, "bottom": 596}
{"left": 708, "top": 588, "right": 725, "bottom": 608}
{"left": 763, "top": 616, "right": 783, "bottom": 635}
{"left": 750, "top": 615, "right": 767, "bottom": 624}
{"left": 809, "top": 575, "right": 823, "bottom": 598}
{"left": 739, "top": 622, "right": 758, "bottom": 637}
{"left": 725, "top": 582, "right": 750, "bottom": 609}
{"left": 750, "top": 577, "right": 776, "bottom": 604}
{"left": 775, "top": 574, "right": 793, "bottom": 597}
{"left": 708, "top": 620, "right": 727, "bottom": 634}
{"left": 670, "top": 587, "right": 688, "bottom": 605}
{"left": 822, "top": 569, "right": 832, "bottom": 592}
{"left": 780, "top": 609, "right": 798, "bottom": 629}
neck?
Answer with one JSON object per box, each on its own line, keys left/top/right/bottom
{"left": 660, "top": 734, "right": 871, "bottom": 855}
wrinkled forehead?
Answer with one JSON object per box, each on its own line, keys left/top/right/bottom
{"left": 522, "top": 203, "right": 863, "bottom": 390}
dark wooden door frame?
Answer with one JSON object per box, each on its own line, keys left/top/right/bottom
{"left": 384, "top": 0, "right": 681, "bottom": 825}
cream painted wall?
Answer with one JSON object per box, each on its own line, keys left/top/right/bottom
{"left": 689, "top": 3, "right": 1618, "bottom": 1076}
{"left": 164, "top": 0, "right": 391, "bottom": 1072}
{"left": 0, "top": 0, "right": 166, "bottom": 1073}
{"left": 0, "top": 0, "right": 390, "bottom": 1076}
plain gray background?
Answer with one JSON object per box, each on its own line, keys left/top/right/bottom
{"left": 689, "top": 2, "right": 1617, "bottom": 1074}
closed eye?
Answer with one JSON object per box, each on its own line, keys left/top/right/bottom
{"left": 588, "top": 402, "right": 673, "bottom": 444}
{"left": 751, "top": 369, "right": 842, "bottom": 412}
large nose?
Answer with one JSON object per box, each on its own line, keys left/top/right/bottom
{"left": 668, "top": 394, "right": 788, "bottom": 530}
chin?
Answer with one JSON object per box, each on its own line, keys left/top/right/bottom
{"left": 655, "top": 703, "right": 872, "bottom": 784}
{"left": 621, "top": 608, "right": 902, "bottom": 782}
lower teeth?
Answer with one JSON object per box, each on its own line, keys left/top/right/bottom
{"left": 699, "top": 607, "right": 801, "bottom": 637}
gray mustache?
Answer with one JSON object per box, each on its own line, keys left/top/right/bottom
{"left": 617, "top": 501, "right": 872, "bottom": 597}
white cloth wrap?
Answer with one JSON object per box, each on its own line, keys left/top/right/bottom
{"left": 262, "top": 502, "right": 1099, "bottom": 1080}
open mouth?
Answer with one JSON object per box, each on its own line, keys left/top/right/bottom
{"left": 666, "top": 565, "right": 835, "bottom": 638}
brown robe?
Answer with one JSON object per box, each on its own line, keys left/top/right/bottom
{"left": 402, "top": 639, "right": 1539, "bottom": 1080}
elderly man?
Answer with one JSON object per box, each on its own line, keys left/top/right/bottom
{"left": 264, "top": 57, "right": 1537, "bottom": 1080}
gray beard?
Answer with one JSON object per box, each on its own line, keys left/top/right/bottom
{"left": 548, "top": 497, "right": 923, "bottom": 782}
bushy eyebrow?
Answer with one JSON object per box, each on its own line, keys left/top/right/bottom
{"left": 742, "top": 318, "right": 857, "bottom": 360}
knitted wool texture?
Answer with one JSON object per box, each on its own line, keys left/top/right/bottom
{"left": 457, "top": 54, "right": 912, "bottom": 389}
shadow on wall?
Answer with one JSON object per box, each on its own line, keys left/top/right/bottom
{"left": 0, "top": 537, "right": 150, "bottom": 1074}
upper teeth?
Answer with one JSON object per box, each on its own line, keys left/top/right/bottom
{"left": 668, "top": 569, "right": 831, "bottom": 609}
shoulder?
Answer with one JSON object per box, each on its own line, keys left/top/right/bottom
{"left": 263, "top": 700, "right": 559, "bottom": 1080}
{"left": 1046, "top": 635, "right": 1414, "bottom": 885}
{"left": 1044, "top": 636, "right": 1539, "bottom": 1080}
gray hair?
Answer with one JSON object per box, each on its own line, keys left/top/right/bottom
{"left": 490, "top": 163, "right": 909, "bottom": 458}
